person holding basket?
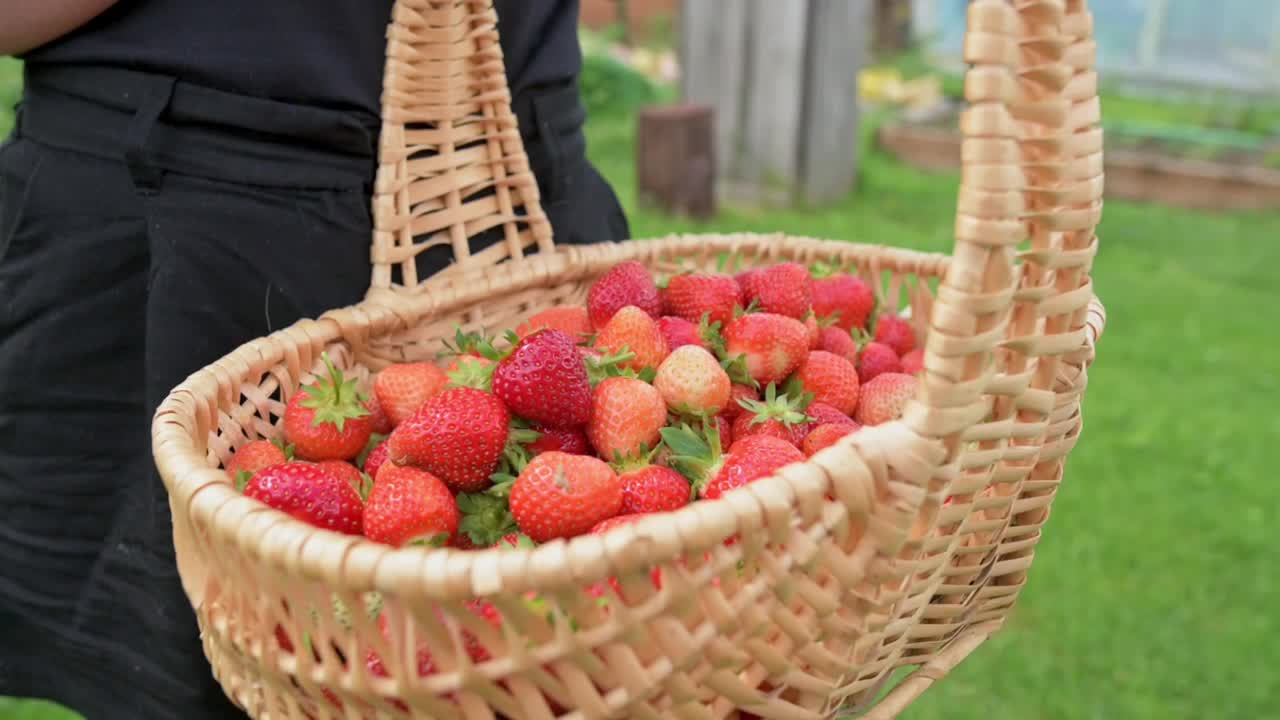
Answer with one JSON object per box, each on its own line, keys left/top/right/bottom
{"left": 0, "top": 1, "right": 627, "bottom": 717}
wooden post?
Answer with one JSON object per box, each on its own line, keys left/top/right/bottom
{"left": 680, "top": 0, "right": 869, "bottom": 207}
{"left": 636, "top": 104, "right": 716, "bottom": 219}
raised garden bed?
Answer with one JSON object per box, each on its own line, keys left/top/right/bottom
{"left": 878, "top": 111, "right": 1280, "bottom": 211}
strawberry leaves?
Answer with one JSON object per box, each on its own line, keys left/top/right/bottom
{"left": 457, "top": 492, "right": 518, "bottom": 547}
{"left": 299, "top": 353, "right": 370, "bottom": 431}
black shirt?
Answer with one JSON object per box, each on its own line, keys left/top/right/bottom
{"left": 22, "top": 0, "right": 582, "bottom": 121}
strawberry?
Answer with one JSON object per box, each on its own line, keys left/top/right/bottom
{"left": 805, "top": 315, "right": 821, "bottom": 349}
{"left": 509, "top": 451, "right": 623, "bottom": 542}
{"left": 657, "top": 316, "right": 702, "bottom": 351}
{"left": 587, "top": 377, "right": 667, "bottom": 461}
{"left": 857, "top": 341, "right": 902, "bottom": 385}
{"left": 361, "top": 438, "right": 390, "bottom": 478}
{"left": 812, "top": 273, "right": 876, "bottom": 331}
{"left": 587, "top": 260, "right": 662, "bottom": 328}
{"left": 873, "top": 313, "right": 916, "bottom": 356}
{"left": 789, "top": 350, "right": 860, "bottom": 415}
{"left": 818, "top": 326, "right": 859, "bottom": 362}
{"left": 387, "top": 387, "right": 510, "bottom": 493}
{"left": 515, "top": 305, "right": 592, "bottom": 340}
{"left": 616, "top": 461, "right": 691, "bottom": 515}
{"left": 901, "top": 348, "right": 925, "bottom": 376}
{"left": 711, "top": 414, "right": 733, "bottom": 453}
{"left": 663, "top": 425, "right": 802, "bottom": 501}
{"left": 802, "top": 423, "right": 860, "bottom": 457}
{"left": 363, "top": 464, "right": 459, "bottom": 547}
{"left": 664, "top": 273, "right": 740, "bottom": 326}
{"left": 445, "top": 354, "right": 495, "bottom": 379}
{"left": 732, "top": 383, "right": 811, "bottom": 447}
{"left": 723, "top": 313, "right": 809, "bottom": 387}
{"left": 595, "top": 305, "right": 669, "bottom": 372}
{"left": 317, "top": 460, "right": 371, "bottom": 501}
{"left": 721, "top": 384, "right": 760, "bottom": 420}
{"left": 807, "top": 401, "right": 857, "bottom": 427}
{"left": 492, "top": 329, "right": 592, "bottom": 427}
{"left": 242, "top": 461, "right": 363, "bottom": 535}
{"left": 752, "top": 263, "right": 812, "bottom": 319}
{"left": 590, "top": 513, "right": 652, "bottom": 535}
{"left": 373, "top": 361, "right": 449, "bottom": 428}
{"left": 734, "top": 268, "right": 764, "bottom": 306}
{"left": 225, "top": 440, "right": 287, "bottom": 484}
{"left": 654, "top": 345, "right": 731, "bottom": 416}
{"left": 364, "top": 391, "right": 394, "bottom": 435}
{"left": 526, "top": 424, "right": 591, "bottom": 455}
{"left": 854, "top": 372, "right": 918, "bottom": 426}
{"left": 704, "top": 435, "right": 805, "bottom": 499}
{"left": 283, "top": 357, "right": 374, "bottom": 462}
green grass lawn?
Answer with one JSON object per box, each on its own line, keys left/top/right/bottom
{"left": 3, "top": 58, "right": 1278, "bottom": 719}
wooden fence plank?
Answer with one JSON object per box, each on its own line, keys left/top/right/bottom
{"left": 800, "top": 0, "right": 872, "bottom": 205}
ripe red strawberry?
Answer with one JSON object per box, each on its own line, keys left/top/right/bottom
{"left": 364, "top": 391, "right": 394, "bottom": 434}
{"left": 721, "top": 384, "right": 759, "bottom": 420}
{"left": 526, "top": 424, "right": 591, "bottom": 455}
{"left": 363, "top": 464, "right": 460, "bottom": 547}
{"left": 510, "top": 452, "right": 623, "bottom": 542}
{"left": 812, "top": 274, "right": 876, "bottom": 331}
{"left": 735, "top": 268, "right": 764, "bottom": 305}
{"left": 225, "top": 440, "right": 287, "bottom": 482}
{"left": 731, "top": 383, "right": 810, "bottom": 447}
{"left": 664, "top": 273, "right": 740, "bottom": 326}
{"left": 373, "top": 362, "right": 449, "bottom": 428}
{"left": 807, "top": 401, "right": 857, "bottom": 427}
{"left": 283, "top": 357, "right": 374, "bottom": 462}
{"left": 587, "top": 377, "right": 667, "bottom": 461}
{"left": 711, "top": 414, "right": 733, "bottom": 453}
{"left": 387, "top": 387, "right": 510, "bottom": 493}
{"left": 752, "top": 263, "right": 813, "bottom": 319}
{"left": 317, "top": 460, "right": 370, "bottom": 500}
{"left": 492, "top": 329, "right": 592, "bottom": 427}
{"left": 723, "top": 313, "right": 809, "bottom": 387}
{"left": 654, "top": 345, "right": 731, "bottom": 416}
{"left": 616, "top": 463, "right": 691, "bottom": 515}
{"left": 361, "top": 438, "right": 390, "bottom": 478}
{"left": 805, "top": 315, "right": 821, "bottom": 349}
{"left": 857, "top": 341, "right": 903, "bottom": 384}
{"left": 703, "top": 435, "right": 804, "bottom": 500}
{"left": 790, "top": 350, "right": 860, "bottom": 415}
{"left": 874, "top": 313, "right": 916, "bottom": 356}
{"left": 802, "top": 423, "right": 860, "bottom": 457}
{"left": 595, "top": 305, "right": 669, "bottom": 372}
{"left": 515, "top": 305, "right": 592, "bottom": 340}
{"left": 590, "top": 513, "right": 651, "bottom": 535}
{"left": 587, "top": 260, "right": 662, "bottom": 328}
{"left": 901, "top": 348, "right": 925, "bottom": 376}
{"left": 657, "top": 315, "right": 702, "bottom": 351}
{"left": 242, "top": 461, "right": 363, "bottom": 535}
{"left": 854, "top": 372, "right": 918, "bottom": 426}
{"left": 818, "top": 326, "right": 859, "bottom": 362}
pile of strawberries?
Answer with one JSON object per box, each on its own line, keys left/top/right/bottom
{"left": 225, "top": 260, "right": 924, "bottom": 552}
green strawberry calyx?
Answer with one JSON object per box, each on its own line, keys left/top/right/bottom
{"left": 300, "top": 352, "right": 370, "bottom": 432}
{"left": 446, "top": 356, "right": 496, "bottom": 391}
{"left": 234, "top": 469, "right": 254, "bottom": 493}
{"left": 584, "top": 347, "right": 649, "bottom": 385}
{"left": 354, "top": 432, "right": 387, "bottom": 470}
{"left": 718, "top": 353, "right": 759, "bottom": 389}
{"left": 488, "top": 419, "right": 540, "bottom": 493}
{"left": 809, "top": 260, "right": 839, "bottom": 279}
{"left": 457, "top": 492, "right": 519, "bottom": 547}
{"left": 609, "top": 443, "right": 663, "bottom": 475}
{"left": 741, "top": 383, "right": 812, "bottom": 427}
{"left": 660, "top": 420, "right": 725, "bottom": 496}
{"left": 696, "top": 314, "right": 727, "bottom": 356}
{"left": 439, "top": 326, "right": 494, "bottom": 360}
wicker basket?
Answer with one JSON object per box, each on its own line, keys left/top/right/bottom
{"left": 151, "top": 1, "right": 1107, "bottom": 718}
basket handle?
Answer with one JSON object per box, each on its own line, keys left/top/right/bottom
{"left": 904, "top": 0, "right": 1103, "bottom": 447}
{"left": 368, "top": 0, "right": 556, "bottom": 295}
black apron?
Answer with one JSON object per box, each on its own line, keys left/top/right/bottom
{"left": 0, "top": 46, "right": 626, "bottom": 720}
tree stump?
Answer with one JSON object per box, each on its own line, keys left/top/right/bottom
{"left": 636, "top": 104, "right": 716, "bottom": 219}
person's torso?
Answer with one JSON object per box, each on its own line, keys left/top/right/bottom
{"left": 21, "top": 0, "right": 583, "bottom": 119}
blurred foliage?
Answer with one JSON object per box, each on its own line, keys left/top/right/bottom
{"left": 1, "top": 57, "right": 21, "bottom": 137}
{"left": 579, "top": 51, "right": 659, "bottom": 120}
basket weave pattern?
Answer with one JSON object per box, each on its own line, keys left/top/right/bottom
{"left": 151, "top": 1, "right": 1106, "bottom": 718}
